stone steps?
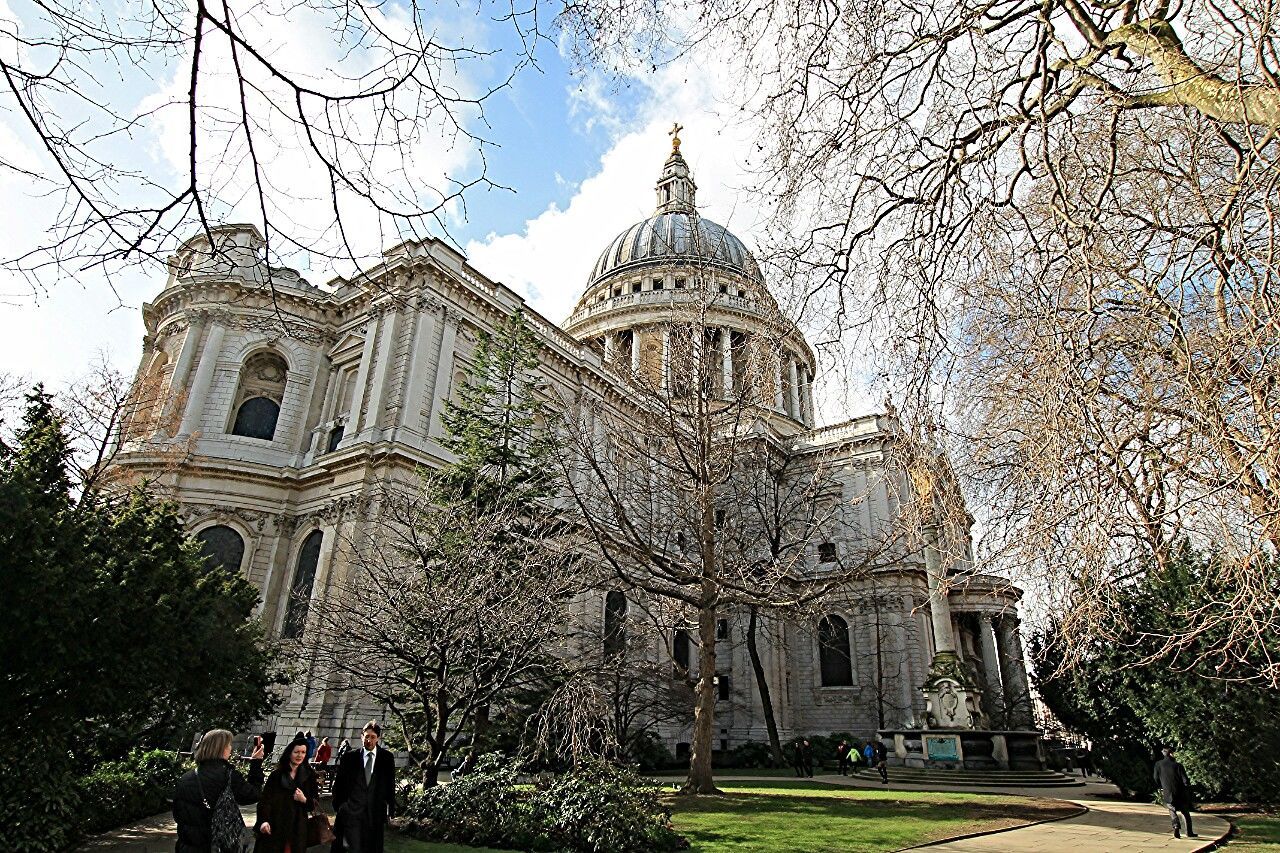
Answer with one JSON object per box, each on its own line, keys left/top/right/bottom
{"left": 848, "top": 767, "right": 1086, "bottom": 787}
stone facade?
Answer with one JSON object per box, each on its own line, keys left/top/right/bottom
{"left": 112, "top": 143, "right": 1033, "bottom": 752}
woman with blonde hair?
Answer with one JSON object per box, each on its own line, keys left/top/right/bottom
{"left": 172, "top": 728, "right": 265, "bottom": 853}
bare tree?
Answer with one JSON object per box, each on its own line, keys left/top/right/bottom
{"left": 554, "top": 248, "right": 908, "bottom": 792}
{"left": 310, "top": 483, "right": 582, "bottom": 786}
{"left": 588, "top": 0, "right": 1280, "bottom": 683}
{"left": 0, "top": 0, "right": 625, "bottom": 297}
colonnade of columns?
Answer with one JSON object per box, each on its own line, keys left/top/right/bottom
{"left": 597, "top": 325, "right": 815, "bottom": 423}
{"left": 958, "top": 612, "right": 1034, "bottom": 729}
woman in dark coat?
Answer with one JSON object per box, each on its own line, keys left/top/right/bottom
{"left": 253, "top": 736, "right": 320, "bottom": 853}
{"left": 173, "top": 729, "right": 265, "bottom": 853}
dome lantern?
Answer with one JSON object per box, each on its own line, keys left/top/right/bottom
{"left": 656, "top": 122, "right": 697, "bottom": 214}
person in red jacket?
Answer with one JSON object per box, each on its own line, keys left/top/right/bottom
{"left": 315, "top": 736, "right": 333, "bottom": 766}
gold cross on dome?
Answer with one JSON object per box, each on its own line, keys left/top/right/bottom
{"left": 669, "top": 122, "right": 683, "bottom": 153}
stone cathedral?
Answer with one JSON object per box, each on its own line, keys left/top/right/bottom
{"left": 114, "top": 137, "right": 1039, "bottom": 769}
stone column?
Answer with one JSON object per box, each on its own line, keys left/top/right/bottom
{"left": 162, "top": 314, "right": 206, "bottom": 431}
{"left": 603, "top": 332, "right": 615, "bottom": 363}
{"left": 773, "top": 353, "right": 785, "bottom": 410}
{"left": 361, "top": 306, "right": 400, "bottom": 439}
{"left": 978, "top": 614, "right": 1006, "bottom": 725}
{"left": 344, "top": 318, "right": 378, "bottom": 437}
{"left": 923, "top": 525, "right": 957, "bottom": 657}
{"left": 788, "top": 357, "right": 801, "bottom": 419}
{"left": 996, "top": 616, "right": 1034, "bottom": 729}
{"left": 398, "top": 301, "right": 439, "bottom": 435}
{"left": 720, "top": 328, "right": 733, "bottom": 397}
{"left": 660, "top": 327, "right": 671, "bottom": 393}
{"left": 177, "top": 321, "right": 225, "bottom": 437}
{"left": 427, "top": 313, "right": 459, "bottom": 438}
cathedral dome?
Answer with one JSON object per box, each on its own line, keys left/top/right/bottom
{"left": 588, "top": 211, "right": 762, "bottom": 287}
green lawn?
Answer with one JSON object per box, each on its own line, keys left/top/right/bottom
{"left": 1225, "top": 813, "right": 1280, "bottom": 850}
{"left": 385, "top": 778, "right": 1078, "bottom": 853}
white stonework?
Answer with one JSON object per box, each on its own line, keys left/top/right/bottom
{"left": 113, "top": 145, "right": 1031, "bottom": 751}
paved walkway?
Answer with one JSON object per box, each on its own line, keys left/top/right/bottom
{"left": 77, "top": 775, "right": 1234, "bottom": 852}
{"left": 797, "top": 773, "right": 1233, "bottom": 852}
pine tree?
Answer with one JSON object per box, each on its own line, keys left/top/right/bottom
{"left": 438, "top": 308, "right": 553, "bottom": 511}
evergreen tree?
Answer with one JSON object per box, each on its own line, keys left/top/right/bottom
{"left": 438, "top": 308, "right": 553, "bottom": 510}
{"left": 0, "top": 388, "right": 284, "bottom": 850}
{"left": 1034, "top": 543, "right": 1280, "bottom": 802}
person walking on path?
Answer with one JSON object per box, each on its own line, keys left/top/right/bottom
{"left": 1154, "top": 746, "right": 1197, "bottom": 839}
{"left": 315, "top": 737, "right": 333, "bottom": 767}
{"left": 792, "top": 738, "right": 807, "bottom": 778}
{"left": 173, "top": 728, "right": 265, "bottom": 853}
{"left": 836, "top": 740, "right": 851, "bottom": 776}
{"left": 870, "top": 740, "right": 889, "bottom": 783}
{"left": 799, "top": 739, "right": 815, "bottom": 778}
{"left": 331, "top": 721, "right": 396, "bottom": 853}
{"left": 253, "top": 736, "right": 320, "bottom": 853}
{"left": 304, "top": 731, "right": 318, "bottom": 762}
{"left": 336, "top": 738, "right": 351, "bottom": 761}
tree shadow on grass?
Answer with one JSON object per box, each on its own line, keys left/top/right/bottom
{"left": 666, "top": 790, "right": 1077, "bottom": 853}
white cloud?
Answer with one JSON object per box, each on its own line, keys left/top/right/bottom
{"left": 464, "top": 52, "right": 878, "bottom": 423}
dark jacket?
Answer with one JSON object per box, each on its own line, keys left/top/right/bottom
{"left": 172, "top": 758, "right": 264, "bottom": 853}
{"left": 331, "top": 746, "right": 396, "bottom": 853}
{"left": 253, "top": 764, "right": 319, "bottom": 853}
{"left": 1154, "top": 756, "right": 1194, "bottom": 809}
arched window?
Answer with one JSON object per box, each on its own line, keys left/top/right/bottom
{"left": 282, "top": 530, "right": 322, "bottom": 640}
{"left": 673, "top": 628, "right": 691, "bottom": 676}
{"left": 818, "top": 614, "right": 854, "bottom": 687}
{"left": 232, "top": 396, "right": 281, "bottom": 440}
{"left": 195, "top": 525, "right": 245, "bottom": 575}
{"left": 230, "top": 351, "right": 288, "bottom": 440}
{"left": 603, "top": 590, "right": 628, "bottom": 657}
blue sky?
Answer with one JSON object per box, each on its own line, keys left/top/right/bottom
{"left": 0, "top": 0, "right": 863, "bottom": 417}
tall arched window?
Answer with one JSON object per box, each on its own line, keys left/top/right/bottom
{"left": 603, "top": 591, "right": 628, "bottom": 657}
{"left": 673, "top": 628, "right": 691, "bottom": 676}
{"left": 195, "top": 525, "right": 245, "bottom": 575}
{"left": 818, "top": 614, "right": 854, "bottom": 687}
{"left": 282, "top": 530, "right": 322, "bottom": 640}
{"left": 230, "top": 351, "right": 288, "bottom": 440}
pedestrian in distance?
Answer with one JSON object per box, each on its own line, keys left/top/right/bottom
{"left": 337, "top": 738, "right": 351, "bottom": 761}
{"left": 872, "top": 739, "right": 889, "bottom": 784}
{"left": 836, "top": 740, "right": 851, "bottom": 776}
{"left": 316, "top": 736, "right": 333, "bottom": 767}
{"left": 305, "top": 730, "right": 318, "bottom": 762}
{"left": 331, "top": 721, "right": 396, "bottom": 853}
{"left": 253, "top": 735, "right": 320, "bottom": 853}
{"left": 800, "top": 739, "right": 815, "bottom": 778}
{"left": 862, "top": 740, "right": 875, "bottom": 772}
{"left": 792, "top": 738, "right": 807, "bottom": 778}
{"left": 1153, "top": 746, "right": 1197, "bottom": 839}
{"left": 173, "top": 728, "right": 264, "bottom": 853}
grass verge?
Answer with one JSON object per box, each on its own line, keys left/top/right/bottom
{"left": 384, "top": 778, "right": 1078, "bottom": 853}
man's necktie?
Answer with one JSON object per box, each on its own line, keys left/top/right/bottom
{"left": 364, "top": 751, "right": 374, "bottom": 786}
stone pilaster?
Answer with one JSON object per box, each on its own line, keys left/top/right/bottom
{"left": 177, "top": 321, "right": 225, "bottom": 436}
{"left": 996, "top": 616, "right": 1034, "bottom": 729}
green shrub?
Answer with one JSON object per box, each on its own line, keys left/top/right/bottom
{"left": 399, "top": 754, "right": 536, "bottom": 849}
{"left": 726, "top": 740, "right": 775, "bottom": 768}
{"left": 398, "top": 754, "right": 687, "bottom": 852}
{"left": 531, "top": 761, "right": 686, "bottom": 853}
{"left": 76, "top": 749, "right": 192, "bottom": 838}
{"left": 627, "top": 732, "right": 675, "bottom": 771}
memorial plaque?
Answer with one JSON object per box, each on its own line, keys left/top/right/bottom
{"left": 925, "top": 734, "right": 960, "bottom": 762}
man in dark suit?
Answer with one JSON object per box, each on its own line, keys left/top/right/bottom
{"left": 1153, "top": 746, "right": 1196, "bottom": 839}
{"left": 331, "top": 720, "right": 396, "bottom": 853}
